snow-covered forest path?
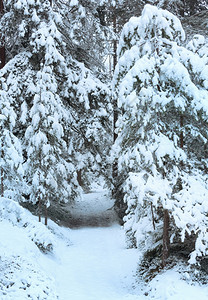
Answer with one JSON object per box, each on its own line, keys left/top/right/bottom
{"left": 62, "top": 190, "right": 119, "bottom": 228}
{"left": 40, "top": 190, "right": 144, "bottom": 300}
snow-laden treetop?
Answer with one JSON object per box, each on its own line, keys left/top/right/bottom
{"left": 118, "top": 4, "right": 185, "bottom": 58}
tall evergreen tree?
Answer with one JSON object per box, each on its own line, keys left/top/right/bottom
{"left": 0, "top": 0, "right": 81, "bottom": 220}
{"left": 25, "top": 66, "right": 78, "bottom": 224}
{"left": 113, "top": 4, "right": 208, "bottom": 266}
{"left": 0, "top": 0, "right": 112, "bottom": 220}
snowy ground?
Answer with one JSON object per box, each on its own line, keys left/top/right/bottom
{"left": 63, "top": 189, "right": 119, "bottom": 227}
{"left": 0, "top": 190, "right": 208, "bottom": 299}
{"left": 41, "top": 224, "right": 142, "bottom": 300}
{"left": 40, "top": 189, "right": 143, "bottom": 300}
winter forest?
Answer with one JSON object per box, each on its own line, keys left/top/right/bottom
{"left": 0, "top": 0, "right": 208, "bottom": 299}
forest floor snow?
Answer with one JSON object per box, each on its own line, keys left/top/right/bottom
{"left": 41, "top": 189, "right": 143, "bottom": 300}
{"left": 1, "top": 189, "right": 208, "bottom": 299}
{"left": 60, "top": 189, "right": 119, "bottom": 228}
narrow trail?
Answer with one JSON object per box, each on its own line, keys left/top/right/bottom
{"left": 60, "top": 190, "right": 119, "bottom": 228}
{"left": 40, "top": 190, "right": 144, "bottom": 300}
{"left": 54, "top": 226, "right": 142, "bottom": 300}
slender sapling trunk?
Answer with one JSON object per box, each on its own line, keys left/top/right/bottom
{"left": 112, "top": 11, "right": 118, "bottom": 197}
{"left": 0, "top": 0, "right": 5, "bottom": 197}
{"left": 0, "top": 0, "right": 5, "bottom": 69}
{"left": 38, "top": 195, "right": 41, "bottom": 222}
{"left": 1, "top": 167, "right": 3, "bottom": 197}
{"left": 162, "top": 209, "right": 169, "bottom": 267}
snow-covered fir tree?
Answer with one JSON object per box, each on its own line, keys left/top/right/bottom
{"left": 0, "top": 0, "right": 112, "bottom": 214}
{"left": 62, "top": 63, "right": 112, "bottom": 190}
{"left": 53, "top": 0, "right": 113, "bottom": 189}
{"left": 113, "top": 4, "right": 208, "bottom": 265}
{"left": 0, "top": 0, "right": 80, "bottom": 218}
{"left": 0, "top": 77, "right": 24, "bottom": 200}
{"left": 24, "top": 64, "right": 79, "bottom": 224}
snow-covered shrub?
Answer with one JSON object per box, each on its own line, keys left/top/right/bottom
{"left": 113, "top": 4, "right": 208, "bottom": 264}
{"left": 0, "top": 255, "right": 58, "bottom": 299}
{"left": 0, "top": 198, "right": 55, "bottom": 252}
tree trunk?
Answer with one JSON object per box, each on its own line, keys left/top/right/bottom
{"left": 0, "top": 0, "right": 3, "bottom": 12}
{"left": 151, "top": 203, "right": 155, "bottom": 230}
{"left": 0, "top": 46, "right": 5, "bottom": 69}
{"left": 112, "top": 12, "right": 118, "bottom": 196}
{"left": 113, "top": 13, "right": 118, "bottom": 144}
{"left": 38, "top": 195, "right": 41, "bottom": 222}
{"left": 1, "top": 142, "right": 4, "bottom": 197}
{"left": 162, "top": 113, "right": 184, "bottom": 266}
{"left": 77, "top": 169, "right": 82, "bottom": 187}
{"left": 0, "top": 0, "right": 5, "bottom": 69}
{"left": 162, "top": 209, "right": 169, "bottom": 267}
{"left": 1, "top": 142, "right": 3, "bottom": 197}
{"left": 1, "top": 167, "right": 3, "bottom": 197}
{"left": 0, "top": 0, "right": 5, "bottom": 197}
{"left": 180, "top": 114, "right": 184, "bottom": 149}
{"left": 113, "top": 14, "right": 117, "bottom": 73}
{"left": 45, "top": 205, "right": 48, "bottom": 226}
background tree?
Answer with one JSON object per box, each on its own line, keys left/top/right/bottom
{"left": 0, "top": 77, "right": 24, "bottom": 200}
{"left": 53, "top": 0, "right": 113, "bottom": 190}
